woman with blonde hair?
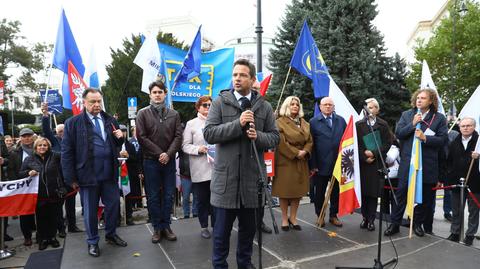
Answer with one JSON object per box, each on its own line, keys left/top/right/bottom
{"left": 272, "top": 96, "right": 313, "bottom": 231}
{"left": 20, "top": 137, "right": 66, "bottom": 250}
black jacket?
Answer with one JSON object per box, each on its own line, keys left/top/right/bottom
{"left": 447, "top": 131, "right": 479, "bottom": 193}
{"left": 20, "top": 151, "right": 64, "bottom": 199}
{"left": 7, "top": 146, "right": 31, "bottom": 181}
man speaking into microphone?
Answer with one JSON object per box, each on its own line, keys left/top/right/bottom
{"left": 203, "top": 59, "right": 279, "bottom": 269}
{"left": 384, "top": 88, "right": 447, "bottom": 237}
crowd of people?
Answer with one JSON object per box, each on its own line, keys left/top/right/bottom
{"left": 1, "top": 58, "right": 479, "bottom": 269}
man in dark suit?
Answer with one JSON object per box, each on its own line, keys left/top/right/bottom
{"left": 7, "top": 128, "right": 36, "bottom": 246}
{"left": 41, "top": 103, "right": 82, "bottom": 237}
{"left": 385, "top": 88, "right": 448, "bottom": 237}
{"left": 62, "top": 88, "right": 127, "bottom": 257}
{"left": 309, "top": 97, "right": 347, "bottom": 227}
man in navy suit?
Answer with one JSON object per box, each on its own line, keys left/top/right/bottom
{"left": 384, "top": 88, "right": 448, "bottom": 237}
{"left": 309, "top": 97, "right": 347, "bottom": 227}
{"left": 62, "top": 88, "right": 127, "bottom": 257}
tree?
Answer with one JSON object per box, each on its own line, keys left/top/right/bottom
{"left": 406, "top": 1, "right": 480, "bottom": 110}
{"left": 0, "top": 19, "right": 50, "bottom": 87}
{"left": 268, "top": 0, "right": 410, "bottom": 125}
{"left": 103, "top": 32, "right": 198, "bottom": 124}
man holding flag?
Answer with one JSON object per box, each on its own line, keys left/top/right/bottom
{"left": 385, "top": 88, "right": 447, "bottom": 237}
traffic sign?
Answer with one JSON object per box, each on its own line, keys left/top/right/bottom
{"left": 128, "top": 97, "right": 137, "bottom": 119}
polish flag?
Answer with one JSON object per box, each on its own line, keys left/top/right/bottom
{"left": 259, "top": 74, "right": 272, "bottom": 96}
{"left": 0, "top": 176, "right": 39, "bottom": 217}
{"left": 68, "top": 60, "right": 88, "bottom": 115}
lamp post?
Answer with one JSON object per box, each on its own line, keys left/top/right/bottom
{"left": 7, "top": 88, "right": 14, "bottom": 137}
{"left": 451, "top": 0, "right": 468, "bottom": 103}
{"left": 256, "top": 0, "right": 263, "bottom": 73}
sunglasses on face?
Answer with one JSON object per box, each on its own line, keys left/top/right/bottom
{"left": 201, "top": 103, "right": 211, "bottom": 108}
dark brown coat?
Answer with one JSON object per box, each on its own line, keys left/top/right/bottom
{"left": 272, "top": 116, "right": 313, "bottom": 198}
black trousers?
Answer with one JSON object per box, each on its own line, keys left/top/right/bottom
{"left": 312, "top": 174, "right": 339, "bottom": 217}
{"left": 361, "top": 196, "right": 378, "bottom": 223}
{"left": 193, "top": 181, "right": 215, "bottom": 228}
{"left": 57, "top": 191, "right": 77, "bottom": 231}
{"left": 37, "top": 202, "right": 61, "bottom": 241}
{"left": 20, "top": 214, "right": 36, "bottom": 239}
{"left": 413, "top": 183, "right": 436, "bottom": 232}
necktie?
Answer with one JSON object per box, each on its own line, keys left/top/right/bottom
{"left": 239, "top": 97, "right": 248, "bottom": 107}
{"left": 93, "top": 116, "right": 104, "bottom": 140}
{"left": 326, "top": 116, "right": 332, "bottom": 128}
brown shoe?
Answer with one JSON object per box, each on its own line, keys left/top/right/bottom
{"left": 151, "top": 230, "right": 161, "bottom": 244}
{"left": 161, "top": 228, "right": 177, "bottom": 241}
{"left": 329, "top": 217, "right": 343, "bottom": 227}
{"left": 24, "top": 238, "right": 33, "bottom": 246}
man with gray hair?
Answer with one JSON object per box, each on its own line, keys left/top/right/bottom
{"left": 446, "top": 117, "right": 480, "bottom": 246}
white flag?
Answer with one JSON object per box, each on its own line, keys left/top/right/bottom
{"left": 459, "top": 84, "right": 480, "bottom": 132}
{"left": 133, "top": 34, "right": 161, "bottom": 94}
{"left": 328, "top": 75, "right": 360, "bottom": 122}
{"left": 421, "top": 60, "right": 445, "bottom": 115}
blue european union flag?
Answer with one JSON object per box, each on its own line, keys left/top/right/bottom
{"left": 175, "top": 25, "right": 202, "bottom": 84}
{"left": 290, "top": 21, "right": 330, "bottom": 98}
{"left": 52, "top": 9, "right": 84, "bottom": 109}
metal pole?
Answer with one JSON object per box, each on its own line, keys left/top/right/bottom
{"left": 10, "top": 93, "right": 14, "bottom": 137}
{"left": 256, "top": 0, "right": 263, "bottom": 73}
{"left": 0, "top": 143, "right": 14, "bottom": 259}
{"left": 459, "top": 177, "right": 465, "bottom": 242}
{"left": 451, "top": 0, "right": 458, "bottom": 103}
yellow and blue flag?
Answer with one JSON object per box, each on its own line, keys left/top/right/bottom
{"left": 52, "top": 9, "right": 84, "bottom": 109}
{"left": 290, "top": 20, "right": 330, "bottom": 98}
{"left": 406, "top": 113, "right": 423, "bottom": 218}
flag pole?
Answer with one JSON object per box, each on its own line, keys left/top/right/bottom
{"left": 316, "top": 175, "right": 336, "bottom": 227}
{"left": 464, "top": 158, "right": 475, "bottom": 184}
{"left": 448, "top": 117, "right": 460, "bottom": 133}
{"left": 274, "top": 66, "right": 292, "bottom": 115}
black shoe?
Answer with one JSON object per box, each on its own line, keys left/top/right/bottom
{"left": 239, "top": 263, "right": 256, "bottom": 269}
{"left": 447, "top": 233, "right": 460, "bottom": 242}
{"left": 88, "top": 244, "right": 100, "bottom": 257}
{"left": 444, "top": 213, "right": 453, "bottom": 222}
{"left": 58, "top": 230, "right": 66, "bottom": 238}
{"left": 464, "top": 235, "right": 474, "bottom": 246}
{"left": 106, "top": 235, "right": 128, "bottom": 247}
{"left": 360, "top": 219, "right": 368, "bottom": 229}
{"left": 414, "top": 225, "right": 425, "bottom": 237}
{"left": 281, "top": 225, "right": 290, "bottom": 231}
{"left": 39, "top": 240, "right": 48, "bottom": 251}
{"left": 367, "top": 222, "right": 375, "bottom": 231}
{"left": 50, "top": 238, "right": 60, "bottom": 248}
{"left": 288, "top": 219, "right": 301, "bottom": 230}
{"left": 68, "top": 226, "right": 83, "bottom": 233}
{"left": 261, "top": 222, "right": 272, "bottom": 234}
{"left": 384, "top": 224, "right": 400, "bottom": 236}
{"left": 4, "top": 234, "right": 13, "bottom": 241}
{"left": 201, "top": 228, "right": 211, "bottom": 239}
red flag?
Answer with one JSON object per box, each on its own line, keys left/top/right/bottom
{"left": 0, "top": 80, "right": 4, "bottom": 105}
{"left": 67, "top": 61, "right": 87, "bottom": 115}
{"left": 0, "top": 176, "right": 39, "bottom": 217}
{"left": 259, "top": 74, "right": 272, "bottom": 96}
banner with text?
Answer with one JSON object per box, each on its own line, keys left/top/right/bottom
{"left": 159, "top": 43, "right": 234, "bottom": 102}
{"left": 40, "top": 89, "right": 63, "bottom": 114}
{"left": 0, "top": 176, "right": 39, "bottom": 217}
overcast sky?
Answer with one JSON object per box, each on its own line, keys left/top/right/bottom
{"left": 1, "top": 0, "right": 447, "bottom": 85}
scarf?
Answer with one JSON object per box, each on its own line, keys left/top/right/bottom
{"left": 21, "top": 143, "right": 33, "bottom": 157}
{"left": 151, "top": 100, "right": 166, "bottom": 118}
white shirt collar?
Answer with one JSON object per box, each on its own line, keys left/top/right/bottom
{"left": 233, "top": 90, "right": 252, "bottom": 101}
{"left": 86, "top": 111, "right": 102, "bottom": 121}
{"left": 322, "top": 113, "right": 332, "bottom": 119}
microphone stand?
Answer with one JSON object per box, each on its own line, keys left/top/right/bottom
{"left": 336, "top": 108, "right": 397, "bottom": 269}
{"left": 250, "top": 131, "right": 279, "bottom": 269}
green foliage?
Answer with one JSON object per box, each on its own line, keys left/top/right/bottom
{"left": 0, "top": 18, "right": 50, "bottom": 89}
{"left": 103, "top": 32, "right": 188, "bottom": 124}
{"left": 407, "top": 0, "right": 480, "bottom": 110}
{"left": 268, "top": 0, "right": 410, "bottom": 126}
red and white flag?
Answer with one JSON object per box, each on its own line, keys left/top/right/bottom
{"left": 0, "top": 80, "right": 4, "bottom": 105}
{"left": 0, "top": 176, "right": 39, "bottom": 217}
{"left": 68, "top": 60, "right": 88, "bottom": 115}
{"left": 259, "top": 74, "right": 272, "bottom": 96}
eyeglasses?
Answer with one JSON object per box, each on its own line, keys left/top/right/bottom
{"left": 459, "top": 124, "right": 474, "bottom": 128}
{"left": 201, "top": 103, "right": 211, "bottom": 108}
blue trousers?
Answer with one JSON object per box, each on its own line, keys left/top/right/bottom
{"left": 193, "top": 181, "right": 214, "bottom": 228}
{"left": 181, "top": 177, "right": 198, "bottom": 217}
{"left": 79, "top": 180, "right": 120, "bottom": 245}
{"left": 212, "top": 206, "right": 256, "bottom": 269}
{"left": 143, "top": 159, "right": 176, "bottom": 230}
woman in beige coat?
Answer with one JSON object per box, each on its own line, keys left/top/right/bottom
{"left": 272, "top": 96, "right": 313, "bottom": 231}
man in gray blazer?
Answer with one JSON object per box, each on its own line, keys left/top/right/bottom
{"left": 204, "top": 59, "right": 279, "bottom": 269}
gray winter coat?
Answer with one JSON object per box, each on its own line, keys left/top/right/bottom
{"left": 203, "top": 89, "right": 279, "bottom": 209}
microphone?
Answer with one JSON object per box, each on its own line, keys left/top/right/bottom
{"left": 363, "top": 105, "right": 372, "bottom": 117}
{"left": 240, "top": 98, "right": 253, "bottom": 130}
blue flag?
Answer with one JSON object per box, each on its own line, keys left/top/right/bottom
{"left": 0, "top": 115, "right": 4, "bottom": 136}
{"left": 174, "top": 25, "right": 202, "bottom": 84}
{"left": 290, "top": 21, "right": 330, "bottom": 98}
{"left": 159, "top": 48, "right": 172, "bottom": 107}
{"left": 52, "top": 9, "right": 85, "bottom": 109}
